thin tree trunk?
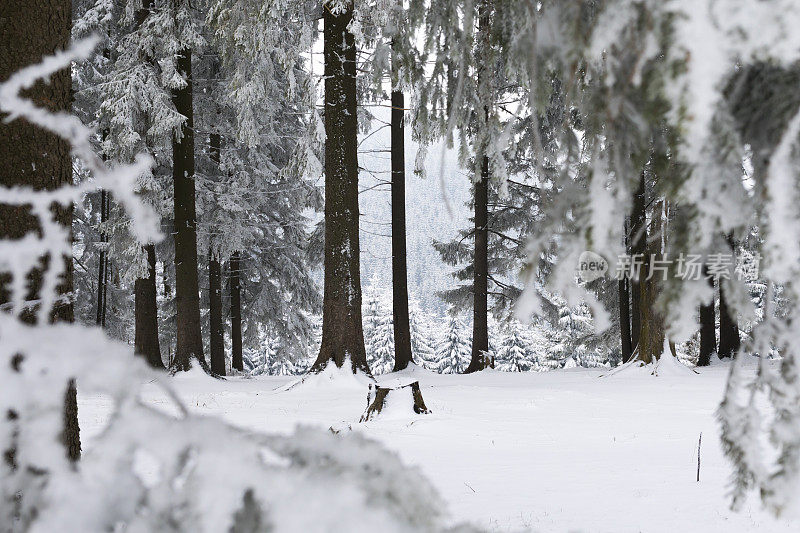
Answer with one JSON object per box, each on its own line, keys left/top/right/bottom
{"left": 0, "top": 0, "right": 79, "bottom": 461}
{"left": 311, "top": 1, "right": 369, "bottom": 374}
{"left": 170, "top": 44, "right": 205, "bottom": 371}
{"left": 619, "top": 219, "right": 633, "bottom": 363}
{"left": 698, "top": 267, "right": 716, "bottom": 367}
{"left": 619, "top": 276, "right": 632, "bottom": 363}
{"left": 208, "top": 131, "right": 225, "bottom": 375}
{"left": 209, "top": 252, "right": 225, "bottom": 375}
{"left": 629, "top": 172, "right": 646, "bottom": 353}
{"left": 135, "top": 244, "right": 164, "bottom": 369}
{"left": 391, "top": 85, "right": 412, "bottom": 371}
{"left": 96, "top": 189, "right": 108, "bottom": 327}
{"left": 229, "top": 251, "right": 243, "bottom": 372}
{"left": 718, "top": 281, "right": 740, "bottom": 358}
{"left": 718, "top": 233, "right": 740, "bottom": 359}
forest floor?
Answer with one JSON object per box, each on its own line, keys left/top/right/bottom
{"left": 79, "top": 356, "right": 795, "bottom": 532}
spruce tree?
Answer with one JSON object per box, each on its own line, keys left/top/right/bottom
{"left": 312, "top": 0, "right": 369, "bottom": 374}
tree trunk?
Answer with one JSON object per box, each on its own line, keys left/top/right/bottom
{"left": 719, "top": 281, "right": 740, "bottom": 359}
{"left": 698, "top": 268, "right": 716, "bottom": 367}
{"left": 208, "top": 132, "right": 225, "bottom": 375}
{"left": 209, "top": 253, "right": 225, "bottom": 375}
{"left": 229, "top": 251, "right": 243, "bottom": 372}
{"left": 629, "top": 172, "right": 646, "bottom": 353}
{"left": 134, "top": 244, "right": 164, "bottom": 369}
{"left": 718, "top": 235, "right": 740, "bottom": 359}
{"left": 170, "top": 45, "right": 205, "bottom": 371}
{"left": 468, "top": 154, "right": 490, "bottom": 373}
{"left": 637, "top": 199, "right": 665, "bottom": 364}
{"left": 619, "top": 276, "right": 633, "bottom": 363}
{"left": 466, "top": 0, "right": 492, "bottom": 374}
{"left": 391, "top": 86, "right": 413, "bottom": 371}
{"left": 311, "top": 1, "right": 369, "bottom": 374}
{"left": 96, "top": 189, "right": 109, "bottom": 327}
{"left": 0, "top": 0, "right": 80, "bottom": 460}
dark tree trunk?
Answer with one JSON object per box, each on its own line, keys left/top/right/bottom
{"left": 698, "top": 268, "right": 716, "bottom": 367}
{"left": 619, "top": 276, "right": 633, "bottom": 363}
{"left": 619, "top": 219, "right": 633, "bottom": 363}
{"left": 629, "top": 172, "right": 646, "bottom": 354}
{"left": 311, "top": 2, "right": 369, "bottom": 374}
{"left": 208, "top": 132, "right": 225, "bottom": 375}
{"left": 0, "top": 0, "right": 79, "bottom": 460}
{"left": 96, "top": 189, "right": 109, "bottom": 327}
{"left": 134, "top": 244, "right": 164, "bottom": 369}
{"left": 229, "top": 251, "right": 243, "bottom": 372}
{"left": 719, "top": 281, "right": 740, "bottom": 359}
{"left": 637, "top": 199, "right": 665, "bottom": 364}
{"left": 170, "top": 45, "right": 205, "bottom": 371}
{"left": 466, "top": 1, "right": 492, "bottom": 374}
{"left": 209, "top": 254, "right": 225, "bottom": 375}
{"left": 467, "top": 154, "right": 490, "bottom": 373}
{"left": 391, "top": 87, "right": 413, "bottom": 371}
{"left": 718, "top": 233, "right": 740, "bottom": 359}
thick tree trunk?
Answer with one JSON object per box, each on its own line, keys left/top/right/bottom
{"left": 391, "top": 86, "right": 413, "bottom": 371}
{"left": 134, "top": 244, "right": 164, "bottom": 369}
{"left": 170, "top": 46, "right": 205, "bottom": 371}
{"left": 96, "top": 189, "right": 109, "bottom": 327}
{"left": 229, "top": 251, "right": 243, "bottom": 372}
{"left": 698, "top": 268, "right": 716, "bottom": 367}
{"left": 209, "top": 253, "right": 225, "bottom": 375}
{"left": 629, "top": 172, "right": 646, "bottom": 353}
{"left": 468, "top": 154, "right": 490, "bottom": 373}
{"left": 311, "top": 1, "right": 369, "bottom": 374}
{"left": 0, "top": 0, "right": 79, "bottom": 460}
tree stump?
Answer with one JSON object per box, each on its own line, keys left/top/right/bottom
{"left": 360, "top": 381, "right": 430, "bottom": 422}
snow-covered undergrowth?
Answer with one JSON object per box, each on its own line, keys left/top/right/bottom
{"left": 0, "top": 43, "right": 452, "bottom": 533}
{"left": 79, "top": 359, "right": 799, "bottom": 532}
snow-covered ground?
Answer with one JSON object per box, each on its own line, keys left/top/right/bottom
{"left": 79, "top": 358, "right": 795, "bottom": 532}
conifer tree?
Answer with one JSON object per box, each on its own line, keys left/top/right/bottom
{"left": 312, "top": 0, "right": 369, "bottom": 374}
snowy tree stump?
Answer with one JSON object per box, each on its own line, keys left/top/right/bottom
{"left": 359, "top": 381, "right": 430, "bottom": 422}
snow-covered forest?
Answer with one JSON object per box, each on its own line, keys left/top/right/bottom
{"left": 3, "top": 0, "right": 800, "bottom": 531}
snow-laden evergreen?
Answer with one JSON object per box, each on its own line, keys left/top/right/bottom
{"left": 428, "top": 313, "right": 471, "bottom": 374}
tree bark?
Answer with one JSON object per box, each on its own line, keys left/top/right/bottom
{"left": 719, "top": 281, "right": 740, "bottom": 359}
{"left": 391, "top": 86, "right": 413, "bottom": 371}
{"left": 637, "top": 199, "right": 665, "bottom": 364}
{"left": 209, "top": 253, "right": 225, "bottom": 375}
{"left": 466, "top": 0, "right": 492, "bottom": 374}
{"left": 619, "top": 276, "right": 633, "bottom": 363}
{"left": 0, "top": 0, "right": 80, "bottom": 460}
{"left": 468, "top": 154, "right": 490, "bottom": 373}
{"left": 229, "top": 251, "right": 243, "bottom": 372}
{"left": 170, "top": 45, "right": 205, "bottom": 371}
{"left": 95, "top": 189, "right": 109, "bottom": 327}
{"left": 311, "top": 1, "right": 369, "bottom": 374}
{"left": 629, "top": 172, "right": 646, "bottom": 353}
{"left": 134, "top": 244, "right": 164, "bottom": 369}
{"left": 208, "top": 132, "right": 225, "bottom": 375}
{"left": 698, "top": 267, "right": 716, "bottom": 367}
{"left": 718, "top": 234, "right": 740, "bottom": 359}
